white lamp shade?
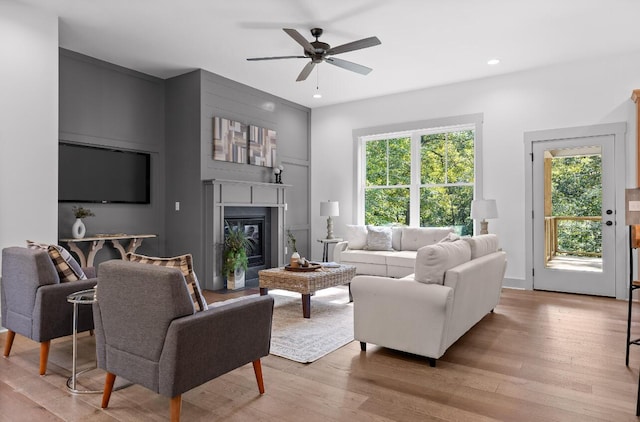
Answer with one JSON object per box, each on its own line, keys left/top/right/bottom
{"left": 320, "top": 201, "right": 339, "bottom": 217}
{"left": 471, "top": 199, "right": 498, "bottom": 220}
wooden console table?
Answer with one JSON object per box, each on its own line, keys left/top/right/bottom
{"left": 60, "top": 234, "right": 157, "bottom": 268}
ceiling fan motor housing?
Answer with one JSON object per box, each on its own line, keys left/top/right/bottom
{"left": 307, "top": 41, "right": 330, "bottom": 62}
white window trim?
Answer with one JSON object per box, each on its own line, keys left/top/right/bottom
{"left": 353, "top": 114, "right": 484, "bottom": 228}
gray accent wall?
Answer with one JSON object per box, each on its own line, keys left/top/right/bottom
{"left": 58, "top": 52, "right": 310, "bottom": 286}
{"left": 166, "top": 69, "right": 311, "bottom": 285}
{"left": 58, "top": 49, "right": 166, "bottom": 265}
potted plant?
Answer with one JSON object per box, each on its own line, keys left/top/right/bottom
{"left": 71, "top": 205, "right": 95, "bottom": 239}
{"left": 287, "top": 229, "right": 300, "bottom": 267}
{"left": 223, "top": 222, "right": 250, "bottom": 289}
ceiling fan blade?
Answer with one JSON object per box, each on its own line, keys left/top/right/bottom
{"left": 324, "top": 57, "right": 372, "bottom": 75}
{"left": 296, "top": 61, "right": 316, "bottom": 81}
{"left": 283, "top": 28, "right": 315, "bottom": 54}
{"left": 247, "top": 56, "right": 307, "bottom": 61}
{"left": 327, "top": 36, "right": 381, "bottom": 55}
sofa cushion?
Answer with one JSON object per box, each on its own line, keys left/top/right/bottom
{"left": 463, "top": 234, "right": 499, "bottom": 259}
{"left": 26, "top": 240, "right": 87, "bottom": 282}
{"left": 126, "top": 252, "right": 208, "bottom": 312}
{"left": 401, "top": 227, "right": 454, "bottom": 251}
{"left": 414, "top": 240, "right": 471, "bottom": 285}
{"left": 345, "top": 224, "right": 368, "bottom": 250}
{"left": 339, "top": 250, "right": 389, "bottom": 265}
{"left": 366, "top": 225, "right": 393, "bottom": 251}
{"left": 385, "top": 250, "right": 418, "bottom": 268}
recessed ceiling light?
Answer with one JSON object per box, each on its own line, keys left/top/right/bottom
{"left": 487, "top": 59, "right": 500, "bottom": 65}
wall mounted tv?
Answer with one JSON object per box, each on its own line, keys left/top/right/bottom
{"left": 59, "top": 142, "right": 151, "bottom": 204}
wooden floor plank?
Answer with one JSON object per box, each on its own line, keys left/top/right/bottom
{"left": 2, "top": 288, "right": 640, "bottom": 421}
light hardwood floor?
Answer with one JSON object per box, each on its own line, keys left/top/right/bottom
{"left": 2, "top": 288, "right": 640, "bottom": 421}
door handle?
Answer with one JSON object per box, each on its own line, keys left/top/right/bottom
{"left": 605, "top": 221, "right": 613, "bottom": 226}
{"left": 606, "top": 209, "right": 613, "bottom": 215}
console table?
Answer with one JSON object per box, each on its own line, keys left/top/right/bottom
{"left": 60, "top": 234, "right": 157, "bottom": 267}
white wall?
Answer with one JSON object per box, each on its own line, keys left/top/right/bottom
{"left": 311, "top": 51, "right": 640, "bottom": 285}
{"left": 0, "top": 2, "right": 59, "bottom": 259}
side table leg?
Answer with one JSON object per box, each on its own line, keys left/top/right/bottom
{"left": 302, "top": 294, "right": 311, "bottom": 318}
{"left": 70, "top": 303, "right": 78, "bottom": 391}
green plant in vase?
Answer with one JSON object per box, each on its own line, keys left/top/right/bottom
{"left": 72, "top": 205, "right": 95, "bottom": 219}
{"left": 223, "top": 222, "right": 252, "bottom": 289}
{"left": 71, "top": 205, "right": 94, "bottom": 239}
{"left": 287, "top": 229, "right": 300, "bottom": 265}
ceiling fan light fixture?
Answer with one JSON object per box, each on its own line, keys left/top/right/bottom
{"left": 313, "top": 91, "right": 322, "bottom": 99}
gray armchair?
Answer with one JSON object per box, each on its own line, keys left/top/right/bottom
{"left": 1, "top": 246, "right": 96, "bottom": 375}
{"left": 93, "top": 260, "right": 274, "bottom": 422}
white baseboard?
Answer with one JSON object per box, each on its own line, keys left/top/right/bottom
{"left": 502, "top": 277, "right": 526, "bottom": 290}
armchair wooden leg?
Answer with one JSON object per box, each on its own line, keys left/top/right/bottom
{"left": 170, "top": 395, "right": 182, "bottom": 422}
{"left": 102, "top": 372, "right": 116, "bottom": 409}
{"left": 39, "top": 341, "right": 51, "bottom": 375}
{"left": 3, "top": 330, "right": 15, "bottom": 357}
{"left": 252, "top": 359, "right": 265, "bottom": 394}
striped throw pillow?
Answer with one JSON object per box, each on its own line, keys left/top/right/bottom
{"left": 125, "top": 252, "right": 208, "bottom": 312}
{"left": 26, "top": 240, "right": 87, "bottom": 282}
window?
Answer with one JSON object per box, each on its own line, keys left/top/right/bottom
{"left": 364, "top": 137, "right": 411, "bottom": 225}
{"left": 357, "top": 117, "right": 481, "bottom": 235}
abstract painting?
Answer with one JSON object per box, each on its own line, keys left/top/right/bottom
{"left": 213, "top": 117, "right": 247, "bottom": 163}
{"left": 248, "top": 125, "right": 277, "bottom": 167}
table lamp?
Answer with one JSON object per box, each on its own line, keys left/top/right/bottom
{"left": 320, "top": 200, "right": 339, "bottom": 239}
{"left": 471, "top": 199, "right": 498, "bottom": 235}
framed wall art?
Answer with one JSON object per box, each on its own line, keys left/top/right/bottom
{"left": 213, "top": 117, "right": 247, "bottom": 164}
{"left": 248, "top": 125, "right": 277, "bottom": 167}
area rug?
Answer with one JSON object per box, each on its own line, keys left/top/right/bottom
{"left": 269, "top": 286, "right": 354, "bottom": 363}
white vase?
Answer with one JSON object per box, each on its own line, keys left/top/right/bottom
{"left": 227, "top": 268, "right": 245, "bottom": 290}
{"left": 72, "top": 218, "right": 86, "bottom": 239}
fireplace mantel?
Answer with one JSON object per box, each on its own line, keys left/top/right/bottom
{"left": 203, "top": 179, "right": 289, "bottom": 290}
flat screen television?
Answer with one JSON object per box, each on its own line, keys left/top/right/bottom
{"left": 59, "top": 142, "right": 151, "bottom": 204}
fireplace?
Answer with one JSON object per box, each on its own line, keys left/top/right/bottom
{"left": 203, "top": 179, "right": 288, "bottom": 291}
{"left": 224, "top": 207, "right": 272, "bottom": 286}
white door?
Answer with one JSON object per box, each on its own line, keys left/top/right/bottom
{"left": 532, "top": 135, "right": 616, "bottom": 296}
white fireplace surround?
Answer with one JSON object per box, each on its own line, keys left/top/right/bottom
{"left": 203, "top": 179, "right": 288, "bottom": 290}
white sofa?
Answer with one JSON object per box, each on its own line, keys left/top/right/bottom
{"left": 351, "top": 234, "right": 507, "bottom": 366}
{"left": 334, "top": 225, "right": 455, "bottom": 278}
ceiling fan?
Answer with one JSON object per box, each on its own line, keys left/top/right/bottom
{"left": 247, "top": 28, "right": 381, "bottom": 82}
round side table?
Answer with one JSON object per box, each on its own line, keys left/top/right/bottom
{"left": 66, "top": 288, "right": 100, "bottom": 394}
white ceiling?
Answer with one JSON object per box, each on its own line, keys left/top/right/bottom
{"left": 18, "top": 0, "right": 640, "bottom": 108}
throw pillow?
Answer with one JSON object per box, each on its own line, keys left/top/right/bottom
{"left": 463, "top": 234, "right": 499, "bottom": 259}
{"left": 365, "top": 225, "right": 393, "bottom": 251}
{"left": 26, "top": 240, "right": 87, "bottom": 282}
{"left": 414, "top": 240, "right": 471, "bottom": 284}
{"left": 126, "top": 252, "right": 208, "bottom": 312}
{"left": 438, "top": 232, "right": 461, "bottom": 243}
{"left": 344, "top": 224, "right": 368, "bottom": 250}
{"left": 391, "top": 226, "right": 404, "bottom": 250}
